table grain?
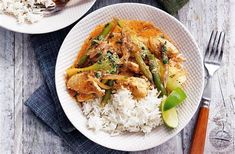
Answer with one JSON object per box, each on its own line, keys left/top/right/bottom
{"left": 0, "top": 0, "right": 235, "bottom": 153}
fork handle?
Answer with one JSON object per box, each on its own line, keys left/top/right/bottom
{"left": 190, "top": 101, "right": 209, "bottom": 154}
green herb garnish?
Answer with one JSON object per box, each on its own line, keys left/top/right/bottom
{"left": 95, "top": 72, "right": 102, "bottom": 78}
{"left": 162, "top": 41, "right": 169, "bottom": 64}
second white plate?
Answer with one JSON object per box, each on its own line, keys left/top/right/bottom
{"left": 0, "top": 0, "right": 96, "bottom": 34}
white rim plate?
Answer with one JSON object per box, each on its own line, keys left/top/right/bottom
{"left": 55, "top": 3, "right": 204, "bottom": 151}
{"left": 0, "top": 0, "right": 96, "bottom": 34}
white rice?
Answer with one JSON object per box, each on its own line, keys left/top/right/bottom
{"left": 82, "top": 88, "right": 163, "bottom": 135}
{"left": 0, "top": 0, "right": 55, "bottom": 23}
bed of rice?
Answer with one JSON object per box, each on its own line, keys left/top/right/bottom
{"left": 82, "top": 88, "right": 163, "bottom": 135}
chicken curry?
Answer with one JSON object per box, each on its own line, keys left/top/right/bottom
{"left": 65, "top": 19, "right": 186, "bottom": 106}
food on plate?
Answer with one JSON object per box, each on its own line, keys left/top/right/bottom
{"left": 65, "top": 18, "right": 187, "bottom": 134}
{"left": 0, "top": 0, "right": 56, "bottom": 23}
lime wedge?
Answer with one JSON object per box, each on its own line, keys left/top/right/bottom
{"left": 164, "top": 87, "right": 187, "bottom": 111}
{"left": 161, "top": 101, "right": 178, "bottom": 128}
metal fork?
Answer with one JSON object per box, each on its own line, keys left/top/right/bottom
{"left": 202, "top": 31, "right": 226, "bottom": 102}
{"left": 190, "top": 31, "right": 225, "bottom": 154}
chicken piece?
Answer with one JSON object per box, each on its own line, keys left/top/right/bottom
{"left": 108, "top": 32, "right": 123, "bottom": 55}
{"left": 76, "top": 93, "right": 95, "bottom": 102}
{"left": 126, "top": 61, "right": 140, "bottom": 73}
{"left": 116, "top": 77, "right": 150, "bottom": 99}
{"left": 148, "top": 37, "right": 179, "bottom": 58}
{"left": 126, "top": 77, "right": 150, "bottom": 98}
{"left": 119, "top": 30, "right": 132, "bottom": 63}
{"left": 138, "top": 36, "right": 149, "bottom": 46}
{"left": 118, "top": 65, "right": 135, "bottom": 77}
{"left": 121, "top": 29, "right": 139, "bottom": 55}
{"left": 67, "top": 72, "right": 105, "bottom": 97}
{"left": 149, "top": 36, "right": 185, "bottom": 69}
{"left": 169, "top": 53, "right": 186, "bottom": 67}
{"left": 120, "top": 42, "right": 130, "bottom": 62}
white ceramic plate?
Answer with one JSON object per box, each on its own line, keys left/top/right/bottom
{"left": 0, "top": 0, "right": 96, "bottom": 34}
{"left": 55, "top": 3, "right": 204, "bottom": 151}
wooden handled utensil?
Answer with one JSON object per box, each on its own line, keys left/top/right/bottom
{"left": 190, "top": 31, "right": 225, "bottom": 154}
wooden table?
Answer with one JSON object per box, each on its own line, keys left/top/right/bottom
{"left": 0, "top": 0, "right": 234, "bottom": 153}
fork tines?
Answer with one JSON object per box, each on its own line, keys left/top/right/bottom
{"left": 205, "top": 31, "right": 225, "bottom": 64}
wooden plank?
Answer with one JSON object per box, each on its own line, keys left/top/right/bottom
{"left": 178, "top": 0, "right": 206, "bottom": 153}
{"left": 20, "top": 34, "right": 72, "bottom": 154}
{"left": 179, "top": 0, "right": 235, "bottom": 153}
{"left": 0, "top": 28, "right": 15, "bottom": 154}
{"left": 204, "top": 0, "right": 235, "bottom": 153}
{"left": 13, "top": 32, "right": 23, "bottom": 154}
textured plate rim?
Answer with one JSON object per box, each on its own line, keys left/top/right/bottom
{"left": 0, "top": 0, "right": 96, "bottom": 34}
{"left": 55, "top": 3, "right": 204, "bottom": 151}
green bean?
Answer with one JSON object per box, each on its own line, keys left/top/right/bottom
{"left": 101, "top": 79, "right": 108, "bottom": 84}
{"left": 96, "top": 22, "right": 114, "bottom": 41}
{"left": 77, "top": 55, "right": 88, "bottom": 66}
{"left": 132, "top": 51, "right": 153, "bottom": 82}
{"left": 147, "top": 52, "right": 167, "bottom": 96}
{"left": 117, "top": 20, "right": 124, "bottom": 27}
{"left": 101, "top": 89, "right": 112, "bottom": 107}
{"left": 161, "top": 42, "right": 169, "bottom": 64}
{"left": 133, "top": 38, "right": 166, "bottom": 96}
{"left": 100, "top": 80, "right": 114, "bottom": 107}
{"left": 77, "top": 22, "right": 115, "bottom": 67}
